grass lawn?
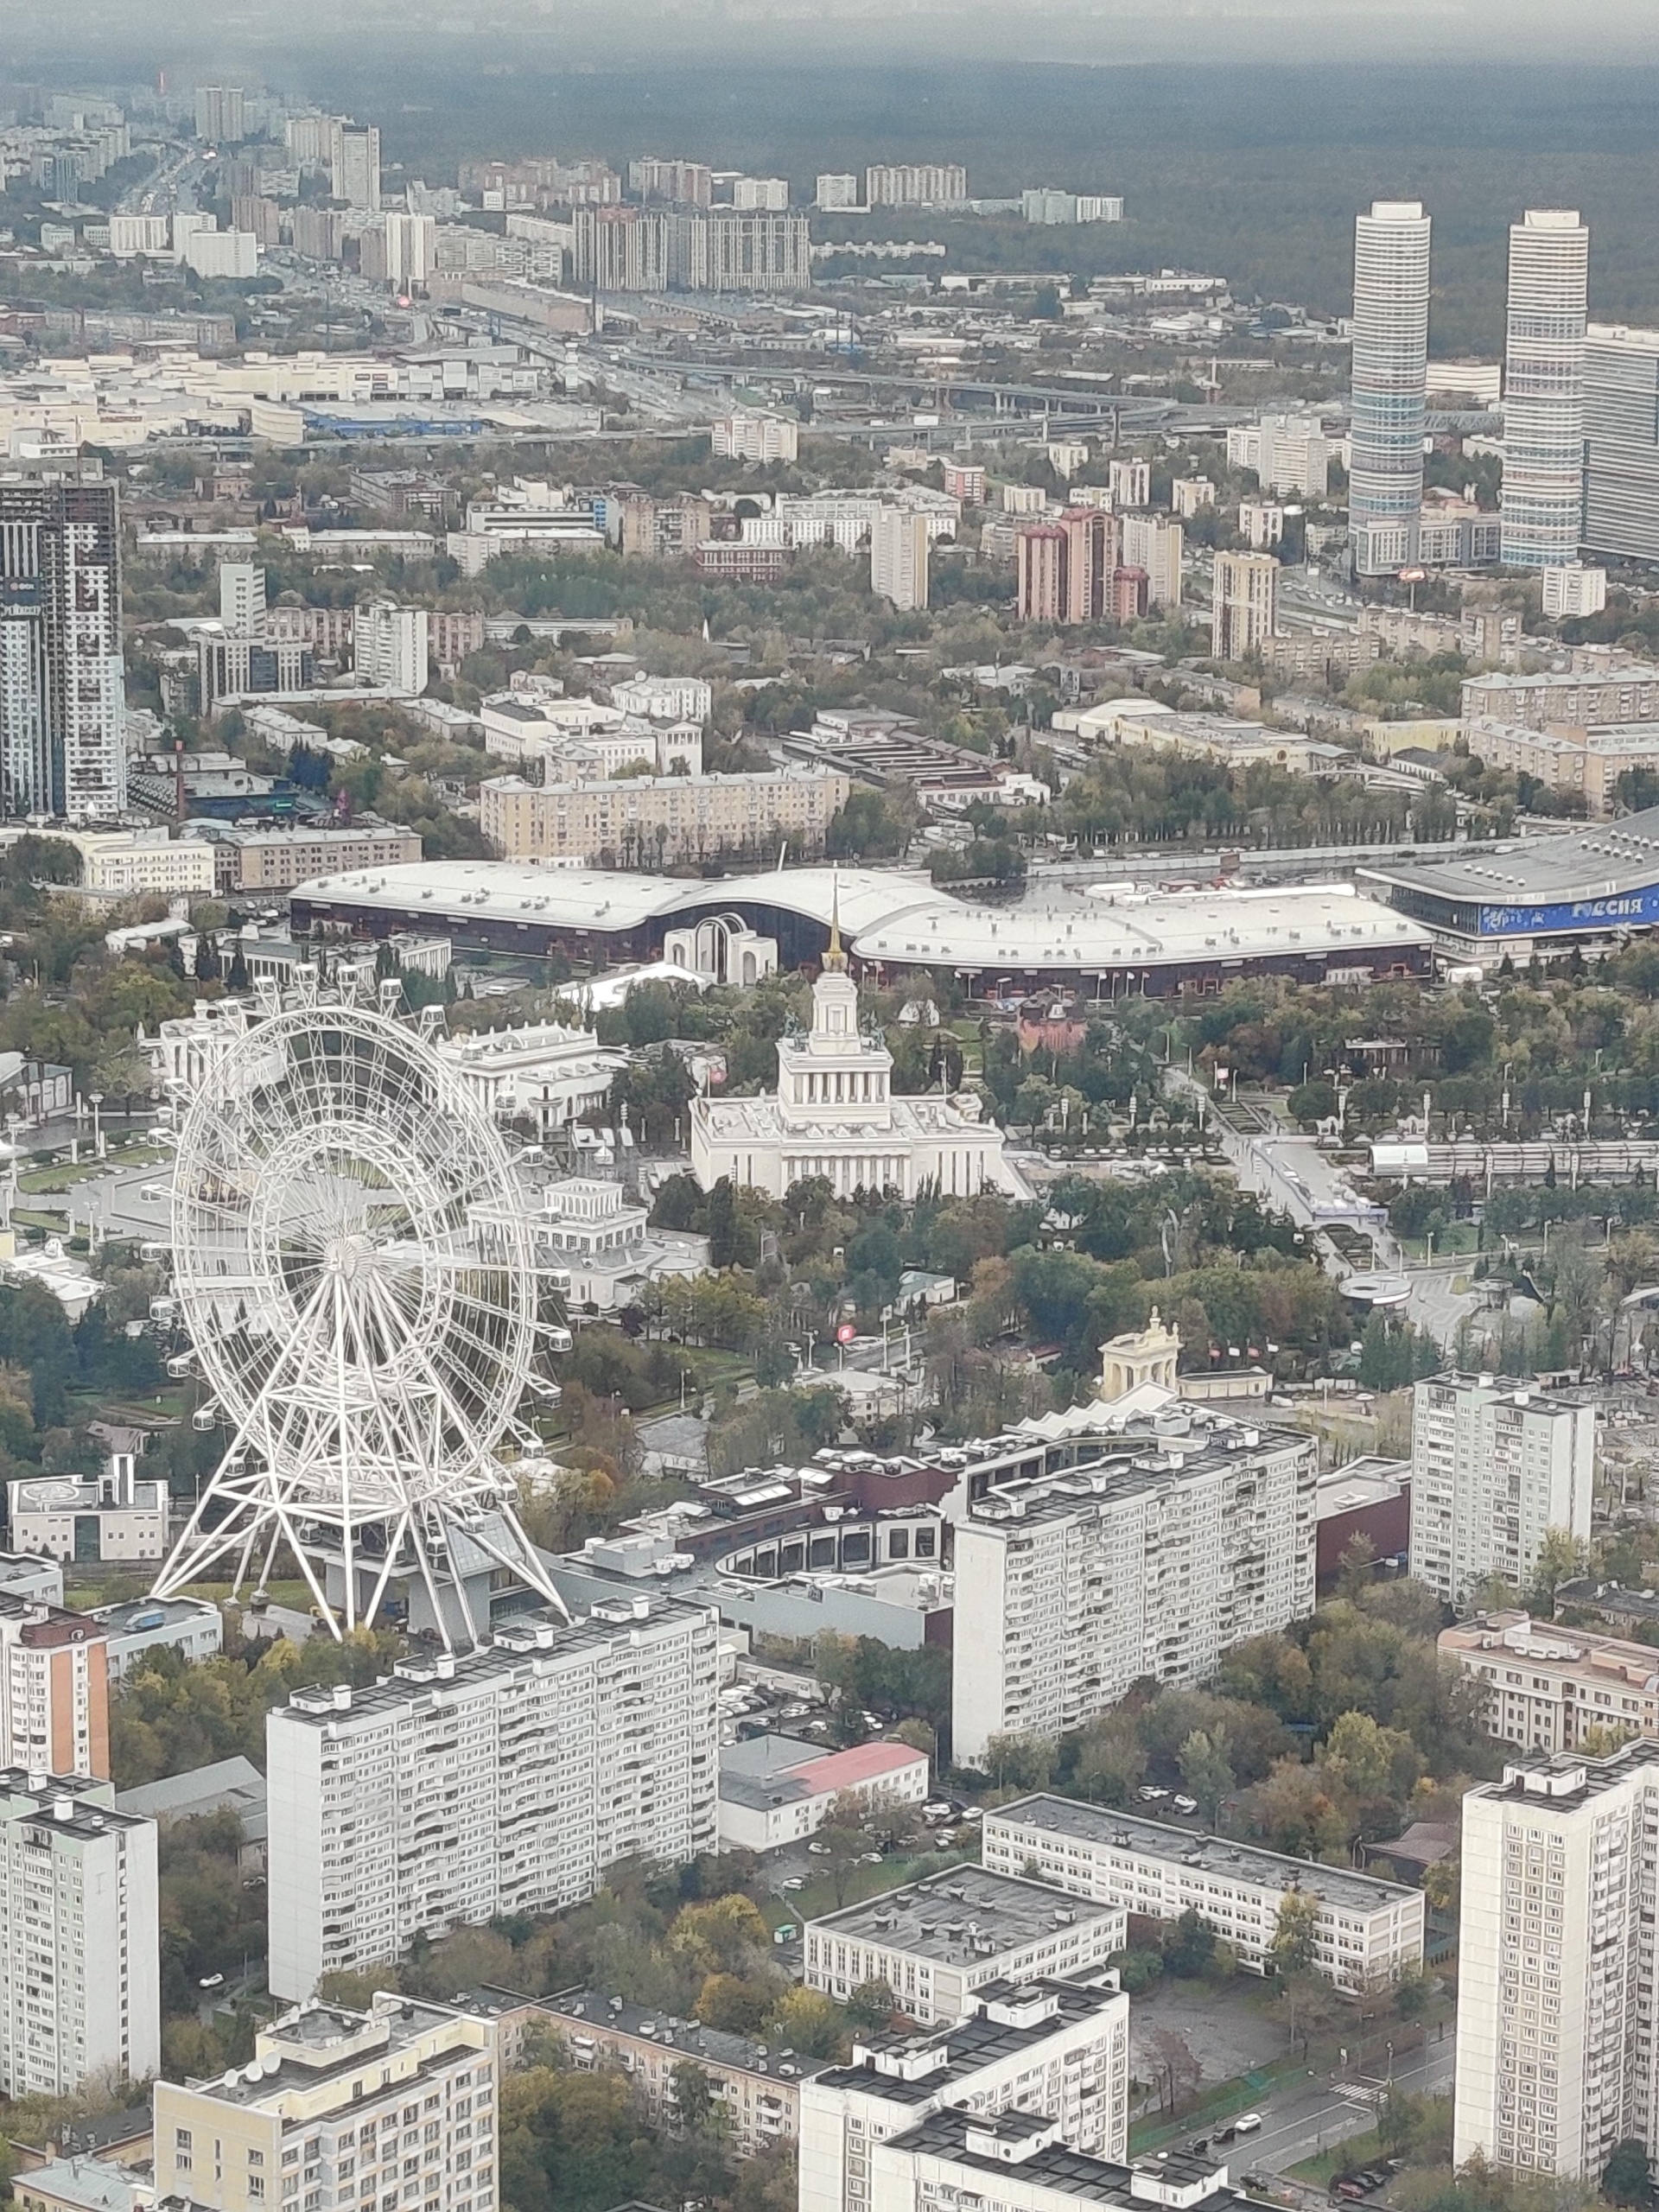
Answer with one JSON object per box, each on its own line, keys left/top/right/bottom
{"left": 759, "top": 1841, "right": 974, "bottom": 1929}
{"left": 1290, "top": 2126, "right": 1385, "bottom": 2187}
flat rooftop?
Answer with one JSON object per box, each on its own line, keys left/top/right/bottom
{"left": 187, "top": 1996, "right": 475, "bottom": 2107}
{"left": 1480, "top": 1739, "right": 1659, "bottom": 1811}
{"left": 534, "top": 1986, "right": 812, "bottom": 2083}
{"left": 271, "top": 1598, "right": 713, "bottom": 1732}
{"left": 885, "top": 2110, "right": 1256, "bottom": 2211}
{"left": 812, "top": 1977, "right": 1125, "bottom": 2110}
{"left": 966, "top": 1415, "right": 1306, "bottom": 1535}
{"left": 988, "top": 1796, "right": 1420, "bottom": 1914}
{"left": 807, "top": 1865, "right": 1126, "bottom": 1962}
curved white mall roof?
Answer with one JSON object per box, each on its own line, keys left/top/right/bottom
{"left": 291, "top": 861, "right": 1430, "bottom": 970}
{"left": 291, "top": 861, "right": 941, "bottom": 938}
{"left": 849, "top": 882, "right": 1430, "bottom": 970}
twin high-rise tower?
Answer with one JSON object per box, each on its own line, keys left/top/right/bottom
{"left": 1501, "top": 208, "right": 1590, "bottom": 568}
{"left": 1348, "top": 200, "right": 1433, "bottom": 576}
{"left": 1347, "top": 200, "right": 1590, "bottom": 577}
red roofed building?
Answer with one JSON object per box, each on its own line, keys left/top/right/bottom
{"left": 718, "top": 1732, "right": 929, "bottom": 1853}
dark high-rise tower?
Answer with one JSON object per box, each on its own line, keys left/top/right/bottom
{"left": 0, "top": 480, "right": 125, "bottom": 822}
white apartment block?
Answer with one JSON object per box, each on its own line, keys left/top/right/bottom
{"left": 804, "top": 1867, "right": 1127, "bottom": 2026}
{"left": 152, "top": 1994, "right": 497, "bottom": 2212}
{"left": 868, "top": 2111, "right": 1261, "bottom": 2212}
{"left": 871, "top": 508, "right": 931, "bottom": 611}
{"left": 712, "top": 411, "right": 799, "bottom": 464}
{"left": 265, "top": 1599, "right": 719, "bottom": 1999}
{"left": 1454, "top": 1744, "right": 1659, "bottom": 2178}
{"left": 1108, "top": 459, "right": 1150, "bottom": 507}
{"left": 865, "top": 165, "right": 968, "bottom": 207}
{"left": 733, "top": 176, "right": 790, "bottom": 210}
{"left": 817, "top": 175, "right": 862, "bottom": 210}
{"left": 220, "top": 559, "right": 266, "bottom": 634}
{"left": 1226, "top": 415, "right": 1330, "bottom": 498}
{"left": 0, "top": 1771, "right": 159, "bottom": 2097}
{"left": 1211, "top": 550, "right": 1278, "bottom": 662}
{"left": 1118, "top": 512, "right": 1183, "bottom": 609}
{"left": 353, "top": 603, "right": 429, "bottom": 695}
{"left": 800, "top": 1976, "right": 1131, "bottom": 2212}
{"left": 1440, "top": 1611, "right": 1659, "bottom": 1753}
{"left": 951, "top": 1408, "right": 1317, "bottom": 1768}
{"left": 1409, "top": 1373, "right": 1596, "bottom": 1605}
{"left": 1542, "top": 563, "right": 1608, "bottom": 619}
{"left": 982, "top": 1796, "right": 1424, "bottom": 1993}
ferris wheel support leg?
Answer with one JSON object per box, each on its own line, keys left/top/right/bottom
{"left": 230, "top": 1517, "right": 262, "bottom": 1605}
{"left": 153, "top": 1503, "right": 260, "bottom": 1599}
{"left": 362, "top": 1515, "right": 409, "bottom": 1630}
{"left": 442, "top": 1530, "right": 488, "bottom": 1653}
{"left": 409, "top": 1523, "right": 457, "bottom": 1655}
{"left": 474, "top": 1502, "right": 571, "bottom": 1623}
{"left": 257, "top": 1522, "right": 284, "bottom": 1595}
{"left": 270, "top": 1492, "right": 344, "bottom": 1641}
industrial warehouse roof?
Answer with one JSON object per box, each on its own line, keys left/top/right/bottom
{"left": 1360, "top": 806, "right": 1659, "bottom": 909}
{"left": 291, "top": 861, "right": 1429, "bottom": 973}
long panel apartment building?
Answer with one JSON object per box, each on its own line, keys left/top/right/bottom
{"left": 799, "top": 1976, "right": 1131, "bottom": 2212}
{"left": 1409, "top": 1372, "right": 1595, "bottom": 1606}
{"left": 982, "top": 1796, "right": 1425, "bottom": 1993}
{"left": 480, "top": 766, "right": 849, "bottom": 866}
{"left": 1440, "top": 1611, "right": 1659, "bottom": 1752}
{"left": 1454, "top": 1744, "right": 1659, "bottom": 2179}
{"left": 951, "top": 1407, "right": 1317, "bottom": 1766}
{"left": 266, "top": 1597, "right": 719, "bottom": 2000}
{"left": 803, "top": 1867, "right": 1128, "bottom": 2025}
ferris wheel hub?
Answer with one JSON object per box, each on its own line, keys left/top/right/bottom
{"left": 324, "top": 1231, "right": 376, "bottom": 1282}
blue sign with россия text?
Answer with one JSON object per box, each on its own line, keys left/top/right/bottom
{"left": 1479, "top": 888, "right": 1659, "bottom": 934}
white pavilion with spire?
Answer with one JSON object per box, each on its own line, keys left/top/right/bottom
{"left": 689, "top": 891, "right": 1027, "bottom": 1202}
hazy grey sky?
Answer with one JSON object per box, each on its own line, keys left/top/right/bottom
{"left": 13, "top": 0, "right": 1659, "bottom": 61}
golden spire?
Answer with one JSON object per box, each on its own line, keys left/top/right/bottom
{"left": 824, "top": 872, "right": 849, "bottom": 973}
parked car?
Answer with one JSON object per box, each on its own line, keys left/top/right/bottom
{"left": 1335, "top": 2183, "right": 1367, "bottom": 2202}
{"left": 199, "top": 1973, "right": 226, "bottom": 1991}
{"left": 1172, "top": 1795, "right": 1198, "bottom": 1815}
{"left": 807, "top": 1840, "right": 831, "bottom": 1854}
{"left": 1136, "top": 1785, "right": 1169, "bottom": 1802}
{"left": 780, "top": 1878, "right": 805, "bottom": 1891}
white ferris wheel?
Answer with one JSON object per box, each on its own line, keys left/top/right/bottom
{"left": 151, "top": 989, "right": 568, "bottom": 1648}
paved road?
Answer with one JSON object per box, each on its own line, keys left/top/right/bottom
{"left": 1240, "top": 2036, "right": 1455, "bottom": 2178}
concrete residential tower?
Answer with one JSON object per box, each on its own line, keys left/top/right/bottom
{"left": 1455, "top": 1744, "right": 1659, "bottom": 2178}
{"left": 1408, "top": 1371, "right": 1595, "bottom": 1605}
{"left": 1349, "top": 200, "right": 1432, "bottom": 575}
{"left": 1501, "top": 210, "right": 1590, "bottom": 568}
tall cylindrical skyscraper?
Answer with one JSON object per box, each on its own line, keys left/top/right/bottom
{"left": 1348, "top": 200, "right": 1432, "bottom": 577}
{"left": 1501, "top": 207, "right": 1589, "bottom": 569}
